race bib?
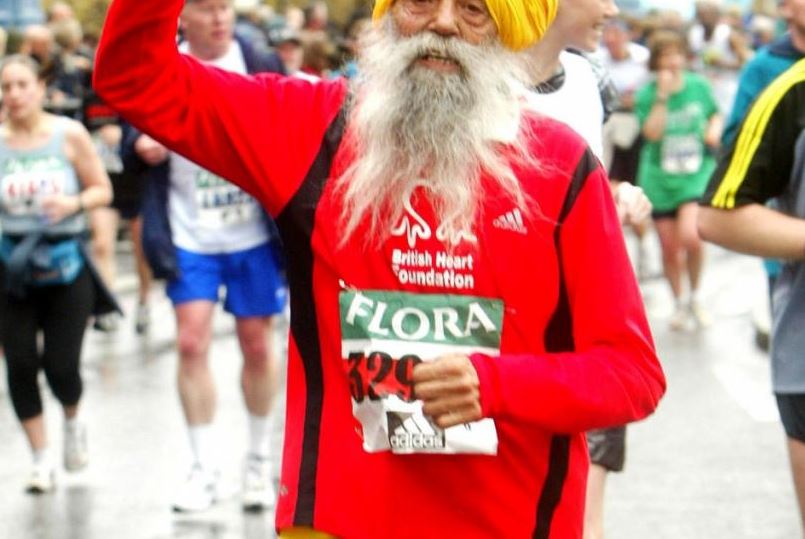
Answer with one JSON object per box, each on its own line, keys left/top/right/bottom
{"left": 661, "top": 134, "right": 703, "bottom": 174}
{"left": 1, "top": 164, "right": 68, "bottom": 216}
{"left": 340, "top": 290, "right": 503, "bottom": 455}
{"left": 194, "top": 169, "right": 259, "bottom": 227}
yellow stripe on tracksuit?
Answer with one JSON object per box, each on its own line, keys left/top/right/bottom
{"left": 712, "top": 58, "right": 805, "bottom": 209}
{"left": 279, "top": 527, "right": 338, "bottom": 539}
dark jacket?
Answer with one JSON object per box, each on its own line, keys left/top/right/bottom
{"left": 123, "top": 34, "right": 285, "bottom": 280}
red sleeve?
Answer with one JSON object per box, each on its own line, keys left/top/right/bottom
{"left": 471, "top": 160, "right": 665, "bottom": 434}
{"left": 93, "top": 0, "right": 347, "bottom": 215}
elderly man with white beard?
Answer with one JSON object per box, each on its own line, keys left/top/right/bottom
{"left": 93, "top": 0, "right": 666, "bottom": 536}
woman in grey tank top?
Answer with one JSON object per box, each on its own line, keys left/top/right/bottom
{"left": 0, "top": 55, "right": 112, "bottom": 494}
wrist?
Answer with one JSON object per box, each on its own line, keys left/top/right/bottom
{"left": 76, "top": 194, "right": 85, "bottom": 213}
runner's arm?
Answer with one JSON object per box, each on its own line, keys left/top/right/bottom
{"left": 471, "top": 163, "right": 665, "bottom": 434}
{"left": 93, "top": 0, "right": 346, "bottom": 215}
{"left": 700, "top": 77, "right": 805, "bottom": 258}
{"left": 699, "top": 204, "right": 805, "bottom": 259}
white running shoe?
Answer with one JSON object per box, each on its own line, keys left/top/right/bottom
{"left": 669, "top": 305, "right": 689, "bottom": 331}
{"left": 93, "top": 313, "right": 120, "bottom": 333}
{"left": 172, "top": 465, "right": 219, "bottom": 513}
{"left": 26, "top": 461, "right": 55, "bottom": 494}
{"left": 242, "top": 454, "right": 275, "bottom": 512}
{"left": 135, "top": 303, "right": 150, "bottom": 334}
{"left": 689, "top": 301, "right": 712, "bottom": 329}
{"left": 64, "top": 422, "right": 88, "bottom": 472}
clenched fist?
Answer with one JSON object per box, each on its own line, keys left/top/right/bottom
{"left": 413, "top": 354, "right": 483, "bottom": 429}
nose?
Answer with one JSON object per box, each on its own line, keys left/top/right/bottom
{"left": 428, "top": 0, "right": 460, "bottom": 38}
{"left": 604, "top": 0, "right": 619, "bottom": 19}
{"left": 212, "top": 6, "right": 228, "bottom": 25}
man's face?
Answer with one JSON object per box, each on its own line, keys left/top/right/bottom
{"left": 390, "top": 0, "right": 497, "bottom": 73}
{"left": 277, "top": 41, "right": 303, "bottom": 73}
{"left": 781, "top": 0, "right": 805, "bottom": 33}
{"left": 181, "top": 0, "right": 235, "bottom": 59}
{"left": 695, "top": 3, "right": 720, "bottom": 26}
{"left": 554, "top": 0, "right": 619, "bottom": 53}
{"left": 602, "top": 24, "right": 628, "bottom": 57}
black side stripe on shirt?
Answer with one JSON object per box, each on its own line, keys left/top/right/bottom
{"left": 533, "top": 147, "right": 596, "bottom": 539}
{"left": 275, "top": 110, "right": 346, "bottom": 526}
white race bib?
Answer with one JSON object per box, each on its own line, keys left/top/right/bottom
{"left": 340, "top": 290, "right": 503, "bottom": 455}
{"left": 1, "top": 161, "right": 68, "bottom": 216}
{"left": 661, "top": 134, "right": 703, "bottom": 174}
{"left": 194, "top": 169, "right": 259, "bottom": 227}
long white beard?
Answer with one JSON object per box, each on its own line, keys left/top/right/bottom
{"left": 337, "top": 18, "right": 533, "bottom": 247}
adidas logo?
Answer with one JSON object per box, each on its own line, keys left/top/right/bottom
{"left": 492, "top": 208, "right": 527, "bottom": 234}
{"left": 387, "top": 411, "right": 445, "bottom": 451}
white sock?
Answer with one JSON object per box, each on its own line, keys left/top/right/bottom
{"left": 33, "top": 447, "right": 51, "bottom": 465}
{"left": 188, "top": 423, "right": 217, "bottom": 472}
{"left": 65, "top": 415, "right": 81, "bottom": 431}
{"left": 248, "top": 414, "right": 272, "bottom": 460}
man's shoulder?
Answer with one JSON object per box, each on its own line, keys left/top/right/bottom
{"left": 754, "top": 58, "right": 805, "bottom": 111}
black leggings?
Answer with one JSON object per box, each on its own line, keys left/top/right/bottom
{"left": 3, "top": 268, "right": 94, "bottom": 420}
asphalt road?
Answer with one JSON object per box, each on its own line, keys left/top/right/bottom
{"left": 0, "top": 234, "right": 799, "bottom": 539}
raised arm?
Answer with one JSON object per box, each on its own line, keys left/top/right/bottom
{"left": 93, "top": 0, "right": 347, "bottom": 215}
{"left": 471, "top": 152, "right": 665, "bottom": 434}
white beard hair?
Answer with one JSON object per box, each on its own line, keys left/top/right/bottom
{"left": 336, "top": 17, "right": 536, "bottom": 248}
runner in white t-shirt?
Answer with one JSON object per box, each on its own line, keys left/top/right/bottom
{"left": 132, "top": 0, "right": 287, "bottom": 514}
{"left": 524, "top": 1, "right": 650, "bottom": 538}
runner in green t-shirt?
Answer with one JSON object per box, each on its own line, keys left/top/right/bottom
{"left": 635, "top": 31, "right": 723, "bottom": 330}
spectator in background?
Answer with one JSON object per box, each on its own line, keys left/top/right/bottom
{"left": 598, "top": 18, "right": 652, "bottom": 278}
{"left": 272, "top": 27, "right": 316, "bottom": 80}
{"left": 724, "top": 0, "right": 805, "bottom": 145}
{"left": 301, "top": 35, "right": 335, "bottom": 78}
{"left": 688, "top": 0, "right": 753, "bottom": 113}
{"left": 46, "top": 1, "right": 75, "bottom": 24}
{"left": 303, "top": 0, "right": 338, "bottom": 39}
{"left": 332, "top": 16, "right": 371, "bottom": 79}
{"left": 751, "top": 15, "right": 779, "bottom": 48}
{"left": 234, "top": 0, "right": 272, "bottom": 56}
{"left": 0, "top": 27, "right": 8, "bottom": 58}
{"left": 19, "top": 25, "right": 57, "bottom": 76}
{"left": 50, "top": 20, "right": 92, "bottom": 114}
{"left": 283, "top": 6, "right": 305, "bottom": 32}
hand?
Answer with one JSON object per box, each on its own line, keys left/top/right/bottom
{"left": 134, "top": 134, "right": 168, "bottom": 165}
{"left": 704, "top": 129, "right": 721, "bottom": 150}
{"left": 413, "top": 354, "right": 482, "bottom": 429}
{"left": 655, "top": 69, "right": 675, "bottom": 99}
{"left": 614, "top": 182, "right": 652, "bottom": 226}
{"left": 97, "top": 123, "right": 122, "bottom": 147}
{"left": 40, "top": 194, "right": 82, "bottom": 224}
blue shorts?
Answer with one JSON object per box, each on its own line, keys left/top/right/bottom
{"left": 167, "top": 243, "right": 287, "bottom": 317}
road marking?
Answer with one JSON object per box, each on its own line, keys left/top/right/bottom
{"left": 711, "top": 361, "right": 779, "bottom": 423}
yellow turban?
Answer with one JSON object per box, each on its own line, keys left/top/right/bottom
{"left": 371, "top": 0, "right": 558, "bottom": 51}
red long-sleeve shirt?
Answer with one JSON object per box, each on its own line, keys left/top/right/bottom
{"left": 94, "top": 1, "right": 665, "bottom": 537}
